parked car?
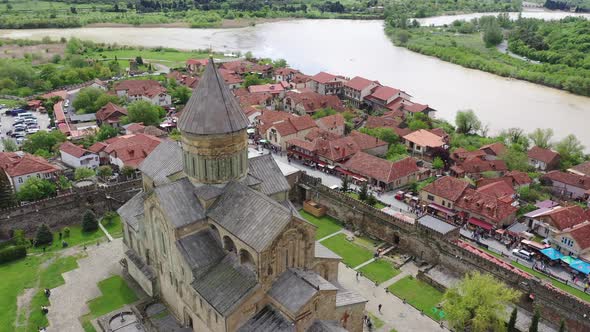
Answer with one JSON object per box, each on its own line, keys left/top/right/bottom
{"left": 512, "top": 249, "right": 534, "bottom": 260}
{"left": 13, "top": 118, "right": 24, "bottom": 125}
{"left": 26, "top": 123, "right": 39, "bottom": 129}
{"left": 24, "top": 118, "right": 37, "bottom": 125}
{"left": 395, "top": 190, "right": 405, "bottom": 200}
{"left": 26, "top": 128, "right": 39, "bottom": 134}
{"left": 13, "top": 132, "right": 25, "bottom": 138}
{"left": 13, "top": 124, "right": 26, "bottom": 130}
{"left": 15, "top": 137, "right": 25, "bottom": 145}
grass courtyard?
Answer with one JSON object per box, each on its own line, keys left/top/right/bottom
{"left": 29, "top": 224, "right": 106, "bottom": 254}
{"left": 358, "top": 260, "right": 400, "bottom": 284}
{"left": 299, "top": 210, "right": 343, "bottom": 239}
{"left": 388, "top": 276, "right": 444, "bottom": 321}
{"left": 101, "top": 215, "right": 124, "bottom": 239}
{"left": 320, "top": 233, "right": 373, "bottom": 268}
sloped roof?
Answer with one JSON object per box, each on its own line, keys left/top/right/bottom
{"left": 207, "top": 181, "right": 292, "bottom": 252}
{"left": 569, "top": 161, "right": 590, "bottom": 176}
{"left": 422, "top": 176, "right": 470, "bottom": 202}
{"left": 311, "top": 72, "right": 338, "bottom": 84}
{"left": 316, "top": 114, "right": 345, "bottom": 130}
{"left": 176, "top": 230, "right": 224, "bottom": 274}
{"left": 153, "top": 178, "right": 206, "bottom": 228}
{"left": 480, "top": 142, "right": 506, "bottom": 156}
{"left": 191, "top": 255, "right": 257, "bottom": 315}
{"left": 178, "top": 59, "right": 249, "bottom": 135}
{"left": 59, "top": 141, "right": 93, "bottom": 158}
{"left": 455, "top": 189, "right": 517, "bottom": 225}
{"left": 237, "top": 305, "right": 295, "bottom": 332}
{"left": 344, "top": 76, "right": 377, "bottom": 91}
{"left": 284, "top": 91, "right": 344, "bottom": 113}
{"left": 138, "top": 140, "right": 183, "bottom": 186}
{"left": 537, "top": 205, "right": 588, "bottom": 231}
{"left": 568, "top": 222, "right": 590, "bottom": 250}
{"left": 368, "top": 86, "right": 400, "bottom": 101}
{"left": 248, "top": 154, "right": 291, "bottom": 196}
{"left": 476, "top": 181, "right": 515, "bottom": 201}
{"left": 96, "top": 102, "right": 127, "bottom": 122}
{"left": 103, "top": 134, "right": 162, "bottom": 168}
{"left": 343, "top": 152, "right": 419, "bottom": 184}
{"left": 308, "top": 320, "right": 348, "bottom": 332}
{"left": 543, "top": 171, "right": 590, "bottom": 190}
{"left": 0, "top": 152, "right": 60, "bottom": 177}
{"left": 315, "top": 242, "right": 341, "bottom": 260}
{"left": 403, "top": 129, "right": 445, "bottom": 148}
{"left": 528, "top": 146, "right": 560, "bottom": 164}
{"left": 117, "top": 191, "right": 145, "bottom": 232}
{"left": 268, "top": 269, "right": 336, "bottom": 314}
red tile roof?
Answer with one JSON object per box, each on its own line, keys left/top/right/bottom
{"left": 456, "top": 158, "right": 508, "bottom": 174}
{"left": 59, "top": 141, "right": 94, "bottom": 158}
{"left": 289, "top": 130, "right": 386, "bottom": 163}
{"left": 237, "top": 92, "right": 272, "bottom": 107}
{"left": 248, "top": 83, "right": 285, "bottom": 94}
{"left": 344, "top": 76, "right": 377, "bottom": 91}
{"left": 569, "top": 161, "right": 590, "bottom": 176}
{"left": 304, "top": 128, "right": 341, "bottom": 141}
{"left": 480, "top": 142, "right": 506, "bottom": 156}
{"left": 0, "top": 152, "right": 60, "bottom": 177}
{"left": 506, "top": 171, "right": 532, "bottom": 186}
{"left": 96, "top": 102, "right": 127, "bottom": 123}
{"left": 403, "top": 129, "right": 445, "bottom": 148}
{"left": 186, "top": 58, "right": 208, "bottom": 66}
{"left": 54, "top": 101, "right": 66, "bottom": 123}
{"left": 291, "top": 73, "right": 311, "bottom": 84}
{"left": 538, "top": 205, "right": 588, "bottom": 231}
{"left": 343, "top": 152, "right": 419, "bottom": 184}
{"left": 543, "top": 171, "right": 590, "bottom": 190}
{"left": 274, "top": 67, "right": 299, "bottom": 76}
{"left": 41, "top": 90, "right": 67, "bottom": 100}
{"left": 348, "top": 131, "right": 388, "bottom": 151}
{"left": 455, "top": 189, "right": 517, "bottom": 225}
{"left": 88, "top": 141, "right": 108, "bottom": 153}
{"left": 259, "top": 111, "right": 317, "bottom": 137}
{"left": 316, "top": 114, "right": 345, "bottom": 130}
{"left": 365, "top": 115, "right": 402, "bottom": 130}
{"left": 310, "top": 72, "right": 338, "bottom": 84}
{"left": 102, "top": 134, "right": 162, "bottom": 168}
{"left": 368, "top": 86, "right": 400, "bottom": 101}
{"left": 218, "top": 68, "right": 244, "bottom": 85}
{"left": 422, "top": 176, "right": 470, "bottom": 202}
{"left": 528, "top": 146, "right": 560, "bottom": 164}
{"left": 220, "top": 60, "right": 271, "bottom": 75}
{"left": 114, "top": 80, "right": 167, "bottom": 98}
{"left": 284, "top": 91, "right": 344, "bottom": 113}
{"left": 569, "top": 222, "right": 590, "bottom": 250}
{"left": 476, "top": 181, "right": 515, "bottom": 201}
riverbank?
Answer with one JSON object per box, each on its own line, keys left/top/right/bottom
{"left": 85, "top": 17, "right": 303, "bottom": 29}
{"left": 384, "top": 25, "right": 590, "bottom": 97}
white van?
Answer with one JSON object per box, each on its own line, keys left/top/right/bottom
{"left": 17, "top": 112, "right": 34, "bottom": 119}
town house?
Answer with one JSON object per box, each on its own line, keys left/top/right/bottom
{"left": 59, "top": 142, "right": 100, "bottom": 170}
{"left": 528, "top": 205, "right": 589, "bottom": 238}
{"left": 420, "top": 176, "right": 470, "bottom": 220}
{"left": 364, "top": 86, "right": 407, "bottom": 112}
{"left": 307, "top": 72, "right": 346, "bottom": 95}
{"left": 542, "top": 171, "right": 590, "bottom": 200}
{"left": 282, "top": 91, "right": 344, "bottom": 116}
{"left": 258, "top": 111, "right": 318, "bottom": 150}
{"left": 96, "top": 102, "right": 128, "bottom": 128}
{"left": 341, "top": 152, "right": 421, "bottom": 190}
{"left": 315, "top": 114, "right": 345, "bottom": 137}
{"left": 342, "top": 76, "right": 380, "bottom": 107}
{"left": 528, "top": 146, "right": 560, "bottom": 171}
{"left": 454, "top": 189, "right": 518, "bottom": 229}
{"left": 0, "top": 152, "right": 61, "bottom": 192}
{"left": 402, "top": 129, "right": 448, "bottom": 157}
{"left": 89, "top": 134, "right": 163, "bottom": 169}
{"left": 114, "top": 80, "right": 172, "bottom": 107}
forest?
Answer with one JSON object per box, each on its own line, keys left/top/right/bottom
{"left": 385, "top": 15, "right": 590, "bottom": 97}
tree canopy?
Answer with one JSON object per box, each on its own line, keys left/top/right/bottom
{"left": 455, "top": 110, "right": 481, "bottom": 134}
{"left": 17, "top": 177, "right": 56, "bottom": 201}
{"left": 75, "top": 167, "right": 95, "bottom": 181}
{"left": 21, "top": 130, "right": 67, "bottom": 156}
{"left": 443, "top": 271, "right": 519, "bottom": 332}
{"left": 123, "top": 100, "right": 164, "bottom": 126}
{"left": 528, "top": 128, "right": 553, "bottom": 149}
{"left": 73, "top": 87, "right": 121, "bottom": 114}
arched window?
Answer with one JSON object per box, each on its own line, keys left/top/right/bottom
{"left": 223, "top": 236, "right": 236, "bottom": 252}
{"left": 239, "top": 249, "right": 255, "bottom": 268}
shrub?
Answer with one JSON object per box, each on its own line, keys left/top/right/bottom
{"left": 13, "top": 229, "right": 26, "bottom": 246}
{"left": 103, "top": 211, "right": 117, "bottom": 225}
{"left": 0, "top": 245, "right": 27, "bottom": 264}
{"left": 35, "top": 224, "right": 53, "bottom": 246}
{"left": 82, "top": 210, "right": 98, "bottom": 232}
{"left": 63, "top": 227, "right": 70, "bottom": 238}
{"left": 366, "top": 194, "right": 377, "bottom": 206}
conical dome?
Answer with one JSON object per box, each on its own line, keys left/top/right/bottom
{"left": 178, "top": 59, "right": 249, "bottom": 135}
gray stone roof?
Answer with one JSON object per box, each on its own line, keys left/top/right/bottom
{"left": 248, "top": 154, "right": 291, "bottom": 196}
{"left": 237, "top": 305, "right": 295, "bottom": 332}
{"left": 191, "top": 255, "right": 257, "bottom": 315}
{"left": 138, "top": 140, "right": 183, "bottom": 186}
{"left": 178, "top": 59, "right": 249, "bottom": 135}
{"left": 176, "top": 230, "right": 224, "bottom": 277}
{"left": 417, "top": 215, "right": 457, "bottom": 235}
{"left": 268, "top": 269, "right": 319, "bottom": 314}
{"left": 117, "top": 191, "right": 145, "bottom": 231}
{"left": 207, "top": 181, "right": 292, "bottom": 252}
{"left": 335, "top": 289, "right": 367, "bottom": 307}
{"left": 193, "top": 184, "right": 224, "bottom": 201}
{"left": 307, "top": 320, "right": 348, "bottom": 332}
{"left": 315, "top": 242, "right": 341, "bottom": 260}
{"left": 153, "top": 178, "right": 206, "bottom": 229}
{"left": 125, "top": 249, "right": 156, "bottom": 281}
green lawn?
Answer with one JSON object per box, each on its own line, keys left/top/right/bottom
{"left": 359, "top": 260, "right": 400, "bottom": 284}
{"left": 0, "top": 255, "right": 46, "bottom": 332}
{"left": 87, "top": 50, "right": 219, "bottom": 68}
{"left": 0, "top": 98, "right": 26, "bottom": 108}
{"left": 320, "top": 234, "right": 373, "bottom": 268}
{"left": 101, "top": 215, "right": 123, "bottom": 238}
{"left": 347, "top": 192, "right": 387, "bottom": 209}
{"left": 30, "top": 224, "right": 105, "bottom": 253}
{"left": 511, "top": 262, "right": 590, "bottom": 303}
{"left": 87, "top": 275, "right": 138, "bottom": 317}
{"left": 299, "top": 210, "right": 343, "bottom": 239}
{"left": 26, "top": 256, "right": 80, "bottom": 332}
{"left": 388, "top": 276, "right": 444, "bottom": 321}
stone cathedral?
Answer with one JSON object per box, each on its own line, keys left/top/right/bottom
{"left": 118, "top": 60, "right": 366, "bottom": 332}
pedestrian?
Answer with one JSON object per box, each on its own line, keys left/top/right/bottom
{"left": 378, "top": 304, "right": 382, "bottom": 313}
{"left": 584, "top": 284, "right": 588, "bottom": 293}
{"left": 97, "top": 240, "right": 100, "bottom": 247}
{"left": 356, "top": 271, "right": 359, "bottom": 280}
{"left": 58, "top": 232, "right": 62, "bottom": 240}
{"left": 83, "top": 245, "right": 87, "bottom": 251}
{"left": 363, "top": 314, "right": 367, "bottom": 324}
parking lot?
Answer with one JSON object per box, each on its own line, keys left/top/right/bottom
{"left": 0, "top": 107, "right": 51, "bottom": 151}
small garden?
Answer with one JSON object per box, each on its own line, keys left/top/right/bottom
{"left": 298, "top": 210, "right": 343, "bottom": 239}
{"left": 320, "top": 233, "right": 373, "bottom": 268}
{"left": 388, "top": 275, "right": 444, "bottom": 321}
{"left": 359, "top": 260, "right": 400, "bottom": 284}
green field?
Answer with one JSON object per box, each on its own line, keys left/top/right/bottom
{"left": 3, "top": 0, "right": 111, "bottom": 11}
{"left": 299, "top": 210, "right": 343, "bottom": 239}
{"left": 388, "top": 276, "right": 444, "bottom": 321}
{"left": 101, "top": 215, "right": 124, "bottom": 239}
{"left": 0, "top": 99, "right": 26, "bottom": 108}
{"left": 359, "top": 259, "right": 400, "bottom": 284}
{"left": 29, "top": 224, "right": 106, "bottom": 254}
{"left": 87, "top": 49, "right": 215, "bottom": 68}
{"left": 321, "top": 233, "right": 373, "bottom": 268}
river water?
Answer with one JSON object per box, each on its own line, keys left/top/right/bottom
{"left": 1, "top": 15, "right": 589, "bottom": 144}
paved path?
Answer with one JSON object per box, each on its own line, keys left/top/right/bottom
{"left": 353, "top": 258, "right": 376, "bottom": 270}
{"left": 317, "top": 230, "right": 344, "bottom": 243}
{"left": 46, "top": 239, "right": 125, "bottom": 332}
{"left": 338, "top": 263, "right": 448, "bottom": 332}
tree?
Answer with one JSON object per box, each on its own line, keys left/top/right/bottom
{"left": 558, "top": 319, "right": 566, "bottom": 332}
{"left": 359, "top": 181, "right": 368, "bottom": 201}
{"left": 555, "top": 134, "right": 585, "bottom": 169}
{"left": 0, "top": 169, "right": 15, "bottom": 208}
{"left": 273, "top": 58, "right": 287, "bottom": 68}
{"left": 73, "top": 87, "right": 119, "bottom": 114}
{"left": 245, "top": 51, "right": 254, "bottom": 60}
{"left": 366, "top": 193, "right": 377, "bottom": 206}
{"left": 528, "top": 128, "right": 553, "bottom": 149}
{"left": 123, "top": 101, "right": 163, "bottom": 126}
{"left": 22, "top": 130, "right": 66, "bottom": 155}
{"left": 243, "top": 74, "right": 265, "bottom": 88}
{"left": 408, "top": 118, "right": 429, "bottom": 131}
{"left": 82, "top": 210, "right": 98, "bottom": 232}
{"left": 35, "top": 224, "right": 53, "bottom": 246}
{"left": 455, "top": 110, "right": 481, "bottom": 134}
{"left": 56, "top": 175, "right": 71, "bottom": 190}
{"left": 483, "top": 19, "right": 503, "bottom": 47}
{"left": 432, "top": 157, "right": 444, "bottom": 170}
{"left": 135, "top": 56, "right": 144, "bottom": 65}
{"left": 171, "top": 85, "right": 191, "bottom": 105}
{"left": 2, "top": 138, "right": 17, "bottom": 152}
{"left": 398, "top": 30, "right": 410, "bottom": 44}
{"left": 507, "top": 307, "right": 518, "bottom": 332}
{"left": 443, "top": 271, "right": 519, "bottom": 332}
{"left": 341, "top": 176, "right": 350, "bottom": 193}
{"left": 75, "top": 167, "right": 95, "bottom": 181}
{"left": 17, "top": 177, "right": 56, "bottom": 201}
{"left": 97, "top": 165, "right": 113, "bottom": 178}
{"left": 529, "top": 307, "right": 540, "bottom": 332}
{"left": 96, "top": 124, "right": 119, "bottom": 141}
{"left": 359, "top": 127, "right": 399, "bottom": 145}
{"left": 502, "top": 147, "right": 530, "bottom": 172}
{"left": 121, "top": 166, "right": 135, "bottom": 178}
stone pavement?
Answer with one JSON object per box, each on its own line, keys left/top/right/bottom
{"left": 338, "top": 263, "right": 448, "bottom": 332}
{"left": 46, "top": 239, "right": 126, "bottom": 332}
